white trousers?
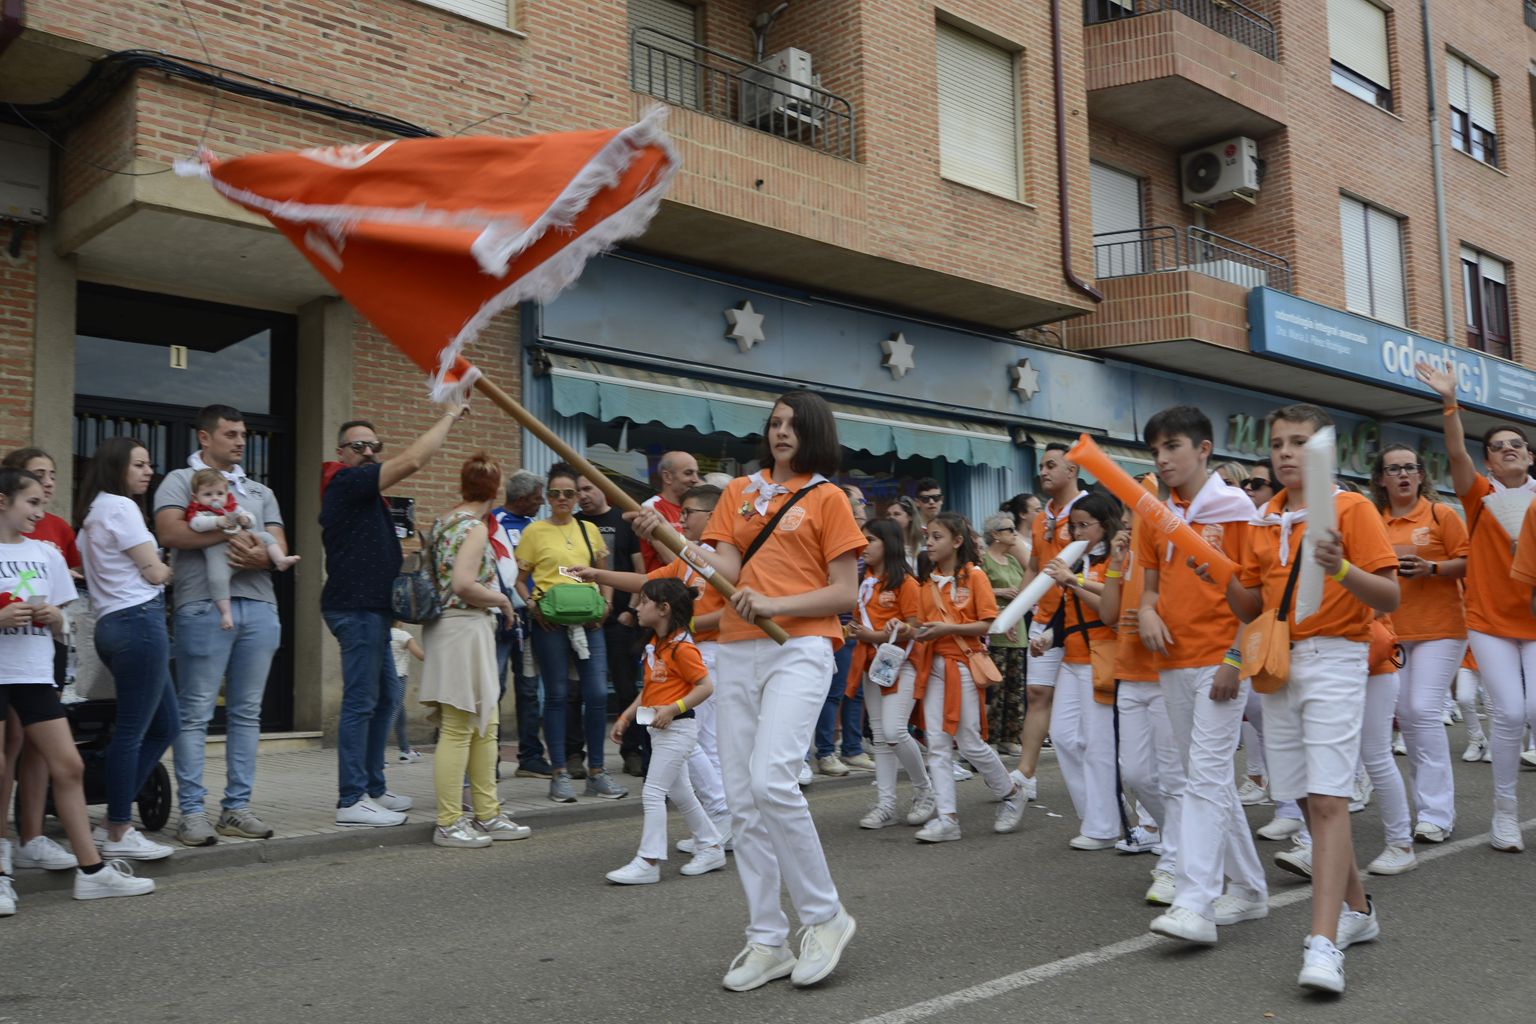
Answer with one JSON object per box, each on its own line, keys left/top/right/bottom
{"left": 686, "top": 642, "right": 728, "bottom": 821}
{"left": 1117, "top": 682, "right": 1181, "bottom": 874}
{"left": 1396, "top": 638, "right": 1465, "bottom": 830}
{"left": 922, "top": 657, "right": 1013, "bottom": 817}
{"left": 1456, "top": 668, "right": 1488, "bottom": 743}
{"left": 1243, "top": 690, "right": 1266, "bottom": 778}
{"left": 716, "top": 636, "right": 840, "bottom": 946}
{"left": 639, "top": 720, "right": 720, "bottom": 861}
{"left": 1261, "top": 638, "right": 1367, "bottom": 801}
{"left": 1465, "top": 631, "right": 1536, "bottom": 815}
{"left": 1161, "top": 665, "right": 1266, "bottom": 915}
{"left": 1363, "top": 673, "right": 1413, "bottom": 847}
{"left": 1026, "top": 625, "right": 1065, "bottom": 687}
{"left": 1051, "top": 661, "right": 1121, "bottom": 841}
{"left": 866, "top": 662, "right": 930, "bottom": 811}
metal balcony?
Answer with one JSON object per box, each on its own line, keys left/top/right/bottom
{"left": 1084, "top": 0, "right": 1278, "bottom": 61}
{"left": 1093, "top": 225, "right": 1293, "bottom": 292}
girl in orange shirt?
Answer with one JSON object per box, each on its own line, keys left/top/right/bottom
{"left": 911, "top": 512, "right": 1024, "bottom": 842}
{"left": 605, "top": 578, "right": 724, "bottom": 885}
{"left": 846, "top": 519, "right": 931, "bottom": 830}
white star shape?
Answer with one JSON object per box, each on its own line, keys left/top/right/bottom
{"left": 881, "top": 332, "right": 915, "bottom": 379}
{"left": 724, "top": 301, "right": 766, "bottom": 353}
{"left": 1011, "top": 359, "right": 1040, "bottom": 401}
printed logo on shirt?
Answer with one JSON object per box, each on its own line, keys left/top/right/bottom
{"left": 1200, "top": 523, "right": 1226, "bottom": 547}
{"left": 1411, "top": 527, "right": 1432, "bottom": 547}
{"left": 1054, "top": 521, "right": 1072, "bottom": 543}
{"left": 650, "top": 660, "right": 668, "bottom": 682}
{"left": 953, "top": 587, "right": 971, "bottom": 605}
{"left": 877, "top": 592, "right": 896, "bottom": 608}
{"left": 779, "top": 506, "right": 808, "bottom": 532}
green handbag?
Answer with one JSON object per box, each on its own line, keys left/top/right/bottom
{"left": 536, "top": 520, "right": 605, "bottom": 625}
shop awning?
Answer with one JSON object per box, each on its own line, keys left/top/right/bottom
{"left": 546, "top": 354, "right": 1017, "bottom": 468}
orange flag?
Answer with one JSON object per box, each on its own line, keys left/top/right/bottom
{"left": 179, "top": 110, "right": 678, "bottom": 401}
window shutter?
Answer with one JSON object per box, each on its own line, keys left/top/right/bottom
{"left": 1467, "top": 64, "right": 1496, "bottom": 131}
{"left": 416, "top": 0, "right": 510, "bottom": 30}
{"left": 1365, "top": 205, "right": 1406, "bottom": 326}
{"left": 1090, "top": 162, "right": 1144, "bottom": 275}
{"left": 936, "top": 22, "right": 1021, "bottom": 200}
{"left": 1446, "top": 53, "right": 1469, "bottom": 111}
{"left": 1340, "top": 197, "right": 1372, "bottom": 315}
{"left": 1480, "top": 252, "right": 1508, "bottom": 285}
{"left": 629, "top": 0, "right": 700, "bottom": 107}
{"left": 1328, "top": 0, "right": 1391, "bottom": 89}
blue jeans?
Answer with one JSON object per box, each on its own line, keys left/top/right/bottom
{"left": 172, "top": 597, "right": 280, "bottom": 814}
{"left": 95, "top": 594, "right": 180, "bottom": 825}
{"left": 324, "top": 609, "right": 401, "bottom": 807}
{"left": 531, "top": 624, "right": 608, "bottom": 771}
{"left": 496, "top": 628, "right": 548, "bottom": 769}
{"left": 815, "top": 641, "right": 864, "bottom": 759}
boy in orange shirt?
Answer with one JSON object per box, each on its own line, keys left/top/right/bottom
{"left": 1217, "top": 404, "right": 1399, "bottom": 996}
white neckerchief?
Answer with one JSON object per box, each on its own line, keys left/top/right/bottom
{"left": 1164, "top": 472, "right": 1255, "bottom": 560}
{"left": 1488, "top": 474, "right": 1536, "bottom": 496}
{"left": 189, "top": 450, "right": 250, "bottom": 498}
{"left": 1253, "top": 488, "right": 1342, "bottom": 566}
{"left": 1043, "top": 490, "right": 1086, "bottom": 538}
{"left": 644, "top": 629, "right": 692, "bottom": 672}
{"left": 857, "top": 575, "right": 879, "bottom": 630}
{"left": 743, "top": 471, "right": 829, "bottom": 517}
{"left": 930, "top": 565, "right": 967, "bottom": 601}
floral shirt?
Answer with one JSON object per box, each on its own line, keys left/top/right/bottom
{"left": 429, "top": 510, "right": 497, "bottom": 611}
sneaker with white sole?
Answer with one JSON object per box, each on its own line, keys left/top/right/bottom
{"left": 471, "top": 815, "right": 532, "bottom": 841}
{"left": 860, "top": 805, "right": 900, "bottom": 829}
{"left": 335, "top": 796, "right": 407, "bottom": 827}
{"left": 1413, "top": 822, "right": 1449, "bottom": 844}
{"left": 176, "top": 812, "right": 219, "bottom": 847}
{"left": 1491, "top": 812, "right": 1524, "bottom": 852}
{"left": 1009, "top": 769, "right": 1038, "bottom": 802}
{"left": 678, "top": 816, "right": 734, "bottom": 853}
{"left": 73, "top": 860, "right": 155, "bottom": 900}
{"left": 1448, "top": 705, "right": 1463, "bottom": 724}
{"left": 1115, "top": 826, "right": 1160, "bottom": 855}
{"left": 216, "top": 808, "right": 275, "bottom": 840}
{"left": 549, "top": 771, "right": 578, "bottom": 803}
{"left": 1367, "top": 845, "right": 1418, "bottom": 875}
{"left": 100, "top": 828, "right": 174, "bottom": 862}
{"left": 606, "top": 856, "right": 660, "bottom": 885}
{"left": 841, "top": 752, "right": 876, "bottom": 772}
{"left": 1276, "top": 842, "right": 1314, "bottom": 878}
{"left": 680, "top": 844, "right": 727, "bottom": 876}
{"left": 1069, "top": 834, "right": 1118, "bottom": 851}
{"left": 1297, "top": 935, "right": 1346, "bottom": 994}
{"left": 1237, "top": 779, "right": 1270, "bottom": 806}
{"left": 797, "top": 762, "right": 814, "bottom": 786}
{"left": 1392, "top": 733, "right": 1407, "bottom": 755}
{"left": 790, "top": 905, "right": 856, "bottom": 987}
{"left": 1213, "top": 892, "right": 1269, "bottom": 926}
{"left": 1149, "top": 905, "right": 1217, "bottom": 944}
{"left": 434, "top": 817, "right": 492, "bottom": 848}
{"left": 1145, "top": 869, "right": 1176, "bottom": 906}
{"left": 585, "top": 770, "right": 629, "bottom": 800}
{"left": 397, "top": 749, "right": 421, "bottom": 763}
{"left": 1257, "top": 816, "right": 1304, "bottom": 841}
{"left": 373, "top": 791, "right": 413, "bottom": 812}
{"left": 722, "top": 942, "right": 796, "bottom": 992}
{"left": 14, "top": 835, "right": 78, "bottom": 871}
{"left": 1337, "top": 896, "right": 1380, "bottom": 949}
{"left": 994, "top": 788, "right": 1025, "bottom": 834}
{"left": 906, "top": 790, "right": 937, "bottom": 826}
{"left": 1462, "top": 738, "right": 1490, "bottom": 763}
{"left": 1522, "top": 750, "right": 1536, "bottom": 769}
{"left": 1352, "top": 775, "right": 1373, "bottom": 810}
{"left": 818, "top": 754, "right": 850, "bottom": 777}
{"left": 915, "top": 817, "right": 962, "bottom": 843}
{"left": 952, "top": 762, "right": 973, "bottom": 781}
{"left": 0, "top": 875, "right": 14, "bottom": 916}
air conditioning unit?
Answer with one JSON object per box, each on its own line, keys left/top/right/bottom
{"left": 1180, "top": 137, "right": 1259, "bottom": 207}
{"left": 0, "top": 127, "right": 49, "bottom": 225}
{"left": 740, "top": 48, "right": 823, "bottom": 131}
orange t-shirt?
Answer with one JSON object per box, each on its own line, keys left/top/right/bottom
{"left": 639, "top": 631, "right": 709, "bottom": 707}
{"left": 1381, "top": 497, "right": 1469, "bottom": 641}
{"left": 1134, "top": 497, "right": 1248, "bottom": 670}
{"left": 1031, "top": 491, "right": 1086, "bottom": 625}
{"left": 847, "top": 573, "right": 920, "bottom": 695}
{"left": 1239, "top": 490, "right": 1397, "bottom": 642}
{"left": 1510, "top": 499, "right": 1536, "bottom": 589}
{"left": 649, "top": 546, "right": 724, "bottom": 642}
{"left": 1114, "top": 546, "right": 1160, "bottom": 684}
{"left": 1458, "top": 476, "right": 1536, "bottom": 639}
{"left": 1061, "top": 560, "right": 1116, "bottom": 664}
{"left": 916, "top": 564, "right": 999, "bottom": 659}
{"left": 703, "top": 474, "right": 866, "bottom": 645}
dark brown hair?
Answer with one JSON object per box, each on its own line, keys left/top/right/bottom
{"left": 74, "top": 437, "right": 147, "bottom": 528}
{"left": 1369, "top": 444, "right": 1434, "bottom": 511}
{"left": 759, "top": 391, "right": 840, "bottom": 478}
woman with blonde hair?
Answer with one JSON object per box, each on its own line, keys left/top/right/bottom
{"left": 886, "top": 496, "right": 924, "bottom": 569}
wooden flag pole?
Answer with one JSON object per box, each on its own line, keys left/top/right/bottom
{"left": 473, "top": 375, "right": 791, "bottom": 645}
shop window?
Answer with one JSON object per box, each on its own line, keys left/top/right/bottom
{"left": 1340, "top": 195, "right": 1407, "bottom": 327}
{"left": 1447, "top": 52, "right": 1498, "bottom": 166}
{"left": 936, "top": 21, "right": 1022, "bottom": 200}
{"left": 1328, "top": 0, "right": 1393, "bottom": 110}
{"left": 629, "top": 0, "right": 702, "bottom": 109}
{"left": 1462, "top": 247, "right": 1511, "bottom": 360}
{"left": 415, "top": 1, "right": 516, "bottom": 31}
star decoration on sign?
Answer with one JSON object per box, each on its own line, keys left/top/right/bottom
{"left": 881, "top": 332, "right": 915, "bottom": 379}
{"left": 1011, "top": 358, "right": 1041, "bottom": 401}
{"left": 724, "top": 301, "right": 766, "bottom": 353}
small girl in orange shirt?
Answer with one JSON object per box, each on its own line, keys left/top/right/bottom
{"left": 604, "top": 578, "right": 725, "bottom": 885}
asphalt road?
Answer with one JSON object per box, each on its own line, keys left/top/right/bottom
{"left": 3, "top": 752, "right": 1533, "bottom": 1024}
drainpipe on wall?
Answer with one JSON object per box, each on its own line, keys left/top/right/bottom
{"left": 1050, "top": 0, "right": 1103, "bottom": 304}
{"left": 1420, "top": 0, "right": 1455, "bottom": 344}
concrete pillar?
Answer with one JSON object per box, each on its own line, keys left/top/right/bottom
{"left": 32, "top": 224, "right": 77, "bottom": 512}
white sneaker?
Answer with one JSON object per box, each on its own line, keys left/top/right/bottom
{"left": 73, "top": 860, "right": 155, "bottom": 900}
{"left": 0, "top": 875, "right": 14, "bottom": 916}
{"left": 1009, "top": 769, "right": 1037, "bottom": 802}
{"left": 335, "top": 796, "right": 407, "bottom": 827}
{"left": 0, "top": 838, "right": 10, "bottom": 875}
{"left": 678, "top": 816, "right": 734, "bottom": 853}
{"left": 1462, "top": 738, "right": 1490, "bottom": 763}
{"left": 994, "top": 788, "right": 1025, "bottom": 834}
{"left": 1149, "top": 905, "right": 1217, "bottom": 944}
{"left": 952, "top": 762, "right": 974, "bottom": 781}
{"left": 860, "top": 805, "right": 900, "bottom": 829}
{"left": 1145, "top": 869, "right": 1176, "bottom": 906}
{"left": 1522, "top": 750, "right": 1536, "bottom": 769}
{"left": 1413, "top": 822, "right": 1449, "bottom": 844}
{"left": 791, "top": 905, "right": 856, "bottom": 987}
{"left": 1257, "top": 816, "right": 1304, "bottom": 841}
{"left": 915, "top": 816, "right": 962, "bottom": 843}
{"left": 14, "top": 835, "right": 79, "bottom": 870}
{"left": 797, "top": 762, "right": 814, "bottom": 786}
{"left": 1297, "top": 935, "right": 1346, "bottom": 994}
{"left": 818, "top": 754, "right": 850, "bottom": 777}
{"left": 1275, "top": 842, "right": 1314, "bottom": 878}
{"left": 905, "top": 790, "right": 937, "bottom": 826}
{"left": 1491, "top": 812, "right": 1524, "bottom": 852}
{"left": 1237, "top": 779, "right": 1270, "bottom": 806}
{"left": 374, "top": 790, "right": 413, "bottom": 812}
{"left": 605, "top": 856, "right": 660, "bottom": 885}
{"left": 1351, "top": 774, "right": 1373, "bottom": 810}
{"left": 1069, "top": 834, "right": 1118, "bottom": 851}
{"left": 1337, "top": 896, "right": 1380, "bottom": 949}
{"left": 680, "top": 844, "right": 727, "bottom": 876}
{"left": 722, "top": 942, "right": 796, "bottom": 992}
{"left": 396, "top": 749, "right": 422, "bottom": 763}
{"left": 1392, "top": 733, "right": 1407, "bottom": 755}
{"left": 100, "top": 828, "right": 174, "bottom": 862}
{"left": 1115, "top": 826, "right": 1160, "bottom": 854}
{"left": 1367, "top": 845, "right": 1418, "bottom": 875}
{"left": 1212, "top": 892, "right": 1269, "bottom": 926}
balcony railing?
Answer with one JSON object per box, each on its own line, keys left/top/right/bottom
{"left": 1094, "top": 225, "right": 1293, "bottom": 292}
{"left": 629, "top": 28, "right": 857, "bottom": 161}
{"left": 1084, "top": 0, "right": 1278, "bottom": 61}
{"left": 1526, "top": 0, "right": 1536, "bottom": 31}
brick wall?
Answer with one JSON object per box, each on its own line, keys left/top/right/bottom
{"left": 0, "top": 230, "right": 38, "bottom": 452}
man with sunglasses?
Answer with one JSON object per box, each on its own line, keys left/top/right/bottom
{"left": 914, "top": 478, "right": 945, "bottom": 526}
{"left": 321, "top": 406, "right": 469, "bottom": 827}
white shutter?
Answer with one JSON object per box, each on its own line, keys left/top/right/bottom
{"left": 1446, "top": 53, "right": 1469, "bottom": 111}
{"left": 936, "top": 22, "right": 1021, "bottom": 200}
{"left": 1481, "top": 252, "right": 1508, "bottom": 284}
{"left": 1365, "top": 205, "right": 1406, "bottom": 326}
{"left": 1340, "top": 196, "right": 1372, "bottom": 316}
{"left": 1467, "top": 63, "right": 1496, "bottom": 131}
{"left": 630, "top": 0, "right": 700, "bottom": 106}
{"left": 1090, "top": 162, "right": 1143, "bottom": 276}
{"left": 416, "top": 0, "right": 510, "bottom": 29}
{"left": 1328, "top": 0, "right": 1391, "bottom": 89}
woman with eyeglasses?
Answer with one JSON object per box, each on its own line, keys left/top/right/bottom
{"left": 980, "top": 513, "right": 1028, "bottom": 754}
{"left": 1419, "top": 363, "right": 1534, "bottom": 852}
{"left": 886, "top": 496, "right": 924, "bottom": 570}
{"left": 1369, "top": 444, "right": 1468, "bottom": 847}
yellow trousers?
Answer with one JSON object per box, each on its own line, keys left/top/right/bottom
{"left": 433, "top": 704, "right": 500, "bottom": 827}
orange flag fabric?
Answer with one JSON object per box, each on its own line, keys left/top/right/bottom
{"left": 179, "top": 110, "right": 678, "bottom": 401}
{"left": 1067, "top": 434, "right": 1239, "bottom": 587}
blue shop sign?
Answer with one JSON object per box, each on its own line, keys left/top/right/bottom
{"left": 1249, "top": 288, "right": 1536, "bottom": 422}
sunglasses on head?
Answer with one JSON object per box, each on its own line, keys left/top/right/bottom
{"left": 547, "top": 488, "right": 578, "bottom": 499}
{"left": 343, "top": 440, "right": 384, "bottom": 454}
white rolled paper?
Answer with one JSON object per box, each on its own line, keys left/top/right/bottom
{"left": 1293, "top": 427, "right": 1337, "bottom": 624}
{"left": 990, "top": 540, "right": 1089, "bottom": 635}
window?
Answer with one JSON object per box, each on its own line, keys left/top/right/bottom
{"left": 1447, "top": 53, "right": 1498, "bottom": 165}
{"left": 1462, "top": 247, "right": 1511, "bottom": 359}
{"left": 415, "top": 1, "right": 514, "bottom": 31}
{"left": 936, "top": 22, "right": 1021, "bottom": 200}
{"left": 1090, "top": 162, "right": 1145, "bottom": 277}
{"left": 1340, "top": 195, "right": 1407, "bottom": 327}
{"left": 1327, "top": 0, "right": 1392, "bottom": 109}
{"left": 629, "top": 0, "right": 701, "bottom": 108}
{"left": 1084, "top": 0, "right": 1135, "bottom": 24}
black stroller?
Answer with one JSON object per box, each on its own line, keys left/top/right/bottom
{"left": 12, "top": 700, "right": 173, "bottom": 833}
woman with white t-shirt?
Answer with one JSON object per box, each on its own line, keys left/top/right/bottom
{"left": 76, "top": 438, "right": 179, "bottom": 862}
